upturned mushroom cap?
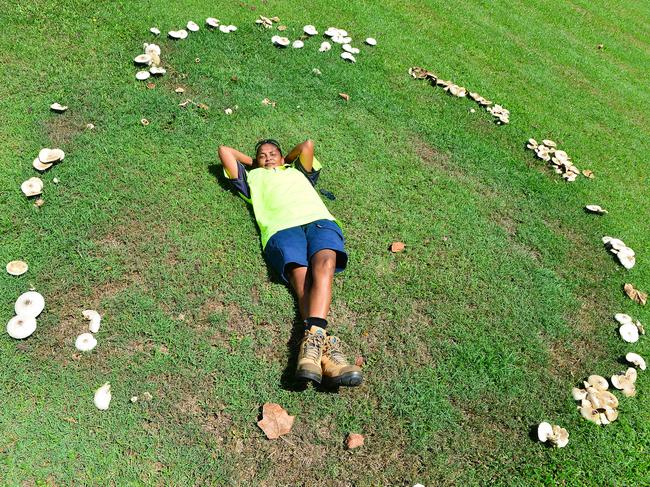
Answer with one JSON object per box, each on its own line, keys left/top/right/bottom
{"left": 572, "top": 387, "right": 587, "bottom": 401}
{"left": 579, "top": 404, "right": 601, "bottom": 424}
{"left": 21, "top": 177, "right": 44, "bottom": 197}
{"left": 550, "top": 425, "right": 569, "bottom": 447}
{"left": 619, "top": 322, "right": 639, "bottom": 343}
{"left": 134, "top": 54, "right": 152, "bottom": 65}
{"left": 150, "top": 27, "right": 160, "bottom": 35}
{"left": 15, "top": 291, "right": 45, "bottom": 318}
{"left": 365, "top": 37, "right": 377, "bottom": 46}
{"left": 340, "top": 52, "right": 356, "bottom": 63}
{"left": 625, "top": 367, "right": 638, "bottom": 383}
{"left": 537, "top": 422, "right": 553, "bottom": 442}
{"left": 319, "top": 41, "right": 332, "bottom": 52}
{"left": 274, "top": 36, "right": 290, "bottom": 47}
{"left": 626, "top": 352, "right": 647, "bottom": 370}
{"left": 585, "top": 205, "right": 607, "bottom": 214}
{"left": 6, "top": 315, "right": 37, "bottom": 339}
{"left": 83, "top": 309, "right": 102, "bottom": 333}
{"left": 94, "top": 382, "right": 112, "bottom": 410}
{"left": 587, "top": 375, "right": 608, "bottom": 391}
{"left": 38, "top": 148, "right": 65, "bottom": 163}
{"left": 617, "top": 248, "right": 636, "bottom": 269}
{"left": 206, "top": 17, "right": 219, "bottom": 27}
{"left": 303, "top": 24, "right": 318, "bottom": 36}
{"left": 6, "top": 260, "right": 28, "bottom": 276}
{"left": 611, "top": 372, "right": 631, "bottom": 390}
{"left": 75, "top": 332, "right": 97, "bottom": 352}
{"left": 187, "top": 21, "right": 199, "bottom": 32}
{"left": 50, "top": 103, "right": 68, "bottom": 112}
{"left": 604, "top": 407, "right": 618, "bottom": 422}
{"left": 292, "top": 40, "right": 304, "bottom": 49}
{"left": 33, "top": 157, "right": 53, "bottom": 171}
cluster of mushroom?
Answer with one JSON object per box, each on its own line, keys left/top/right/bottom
{"left": 256, "top": 15, "right": 280, "bottom": 29}
{"left": 602, "top": 237, "right": 636, "bottom": 270}
{"left": 611, "top": 367, "right": 638, "bottom": 397}
{"left": 615, "top": 313, "right": 644, "bottom": 343}
{"left": 408, "top": 67, "right": 509, "bottom": 124}
{"left": 526, "top": 139, "right": 581, "bottom": 182}
{"left": 134, "top": 43, "right": 164, "bottom": 81}
{"left": 537, "top": 422, "right": 569, "bottom": 447}
{"left": 573, "top": 375, "right": 619, "bottom": 425}
{"left": 74, "top": 309, "right": 102, "bottom": 352}
{"left": 270, "top": 24, "right": 376, "bottom": 63}
{"left": 6, "top": 291, "right": 45, "bottom": 339}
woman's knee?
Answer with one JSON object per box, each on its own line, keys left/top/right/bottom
{"left": 310, "top": 250, "right": 337, "bottom": 275}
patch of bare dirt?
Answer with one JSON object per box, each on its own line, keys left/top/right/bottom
{"left": 42, "top": 112, "right": 86, "bottom": 147}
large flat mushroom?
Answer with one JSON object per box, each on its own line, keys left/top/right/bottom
{"left": 75, "top": 332, "right": 97, "bottom": 352}
{"left": 6, "top": 260, "right": 28, "bottom": 276}
{"left": 15, "top": 291, "right": 45, "bottom": 318}
{"left": 6, "top": 315, "right": 37, "bottom": 339}
{"left": 626, "top": 352, "right": 646, "bottom": 370}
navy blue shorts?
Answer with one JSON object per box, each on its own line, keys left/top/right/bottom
{"left": 264, "top": 219, "right": 348, "bottom": 284}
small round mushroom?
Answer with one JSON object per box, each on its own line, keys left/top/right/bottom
{"left": 136, "top": 71, "right": 151, "bottom": 81}
{"left": 94, "top": 383, "right": 112, "bottom": 410}
{"left": 219, "top": 25, "right": 231, "bottom": 33}
{"left": 15, "top": 291, "right": 45, "bottom": 318}
{"left": 342, "top": 44, "right": 360, "bottom": 54}
{"left": 537, "top": 421, "right": 553, "bottom": 442}
{"left": 206, "top": 17, "right": 219, "bottom": 28}
{"left": 273, "top": 36, "right": 290, "bottom": 47}
{"left": 6, "top": 260, "right": 28, "bottom": 276}
{"left": 150, "top": 27, "right": 160, "bottom": 35}
{"left": 319, "top": 41, "right": 332, "bottom": 52}
{"left": 6, "top": 315, "right": 37, "bottom": 339}
{"left": 75, "top": 332, "right": 97, "bottom": 352}
{"left": 619, "top": 322, "right": 639, "bottom": 343}
{"left": 187, "top": 21, "right": 199, "bottom": 32}
{"left": 303, "top": 25, "right": 318, "bottom": 36}
{"left": 134, "top": 54, "right": 152, "bottom": 65}
{"left": 365, "top": 37, "right": 377, "bottom": 46}
{"left": 341, "top": 52, "right": 356, "bottom": 63}
{"left": 626, "top": 352, "right": 646, "bottom": 370}
{"left": 50, "top": 103, "right": 68, "bottom": 112}
{"left": 83, "top": 309, "right": 102, "bottom": 333}
{"left": 292, "top": 40, "right": 304, "bottom": 49}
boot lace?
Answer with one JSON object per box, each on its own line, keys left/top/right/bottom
{"left": 325, "top": 338, "right": 349, "bottom": 365}
{"left": 303, "top": 333, "right": 325, "bottom": 361}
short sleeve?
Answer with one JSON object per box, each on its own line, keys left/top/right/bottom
{"left": 223, "top": 161, "right": 252, "bottom": 203}
{"left": 293, "top": 154, "right": 322, "bottom": 187}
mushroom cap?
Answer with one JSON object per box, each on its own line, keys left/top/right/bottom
{"left": 15, "top": 291, "right": 45, "bottom": 318}
{"left": 619, "top": 322, "right": 639, "bottom": 343}
{"left": 553, "top": 150, "right": 569, "bottom": 160}
{"left": 168, "top": 29, "right": 188, "bottom": 39}
{"left": 149, "top": 66, "right": 166, "bottom": 75}
{"left": 579, "top": 404, "right": 600, "bottom": 424}
{"left": 206, "top": 17, "right": 219, "bottom": 27}
{"left": 136, "top": 71, "right": 151, "bottom": 80}
{"left": 38, "top": 148, "right": 64, "bottom": 163}
{"left": 134, "top": 54, "right": 152, "bottom": 65}
{"left": 617, "top": 248, "right": 636, "bottom": 269}
{"left": 587, "top": 375, "right": 608, "bottom": 391}
{"left": 550, "top": 425, "right": 569, "bottom": 447}
{"left": 319, "top": 41, "right": 332, "bottom": 52}
{"left": 75, "top": 332, "right": 98, "bottom": 352}
{"left": 585, "top": 205, "right": 607, "bottom": 214}
{"left": 626, "top": 352, "right": 646, "bottom": 370}
{"left": 150, "top": 27, "right": 160, "bottom": 35}
{"left": 365, "top": 37, "right": 377, "bottom": 46}
{"left": 292, "top": 40, "right": 304, "bottom": 49}
{"left": 83, "top": 309, "right": 102, "bottom": 333}
{"left": 605, "top": 238, "right": 626, "bottom": 251}
{"left": 303, "top": 24, "right": 318, "bottom": 36}
{"left": 625, "top": 366, "right": 638, "bottom": 383}
{"left": 94, "top": 382, "right": 112, "bottom": 410}
{"left": 187, "top": 21, "right": 199, "bottom": 32}
{"left": 273, "top": 36, "right": 290, "bottom": 47}
{"left": 33, "top": 157, "right": 53, "bottom": 171}
{"left": 537, "top": 421, "right": 553, "bottom": 442}
{"left": 21, "top": 177, "right": 44, "bottom": 197}
{"left": 571, "top": 387, "right": 587, "bottom": 401}
{"left": 50, "top": 103, "right": 68, "bottom": 112}
{"left": 6, "top": 315, "right": 37, "bottom": 339}
{"left": 227, "top": 25, "right": 237, "bottom": 31}
{"left": 6, "top": 260, "right": 28, "bottom": 276}
{"left": 341, "top": 52, "right": 356, "bottom": 63}
{"left": 614, "top": 313, "right": 633, "bottom": 325}
{"left": 542, "top": 139, "right": 557, "bottom": 147}
{"left": 604, "top": 407, "right": 618, "bottom": 422}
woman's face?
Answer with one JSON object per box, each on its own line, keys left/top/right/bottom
{"left": 256, "top": 143, "right": 284, "bottom": 169}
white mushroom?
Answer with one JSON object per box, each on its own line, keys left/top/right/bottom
{"left": 617, "top": 247, "right": 636, "bottom": 269}
{"left": 206, "top": 18, "right": 219, "bottom": 28}
{"left": 33, "top": 157, "right": 53, "bottom": 171}
{"left": 135, "top": 71, "right": 151, "bottom": 81}
{"left": 342, "top": 44, "right": 360, "bottom": 54}
{"left": 273, "top": 36, "right": 290, "bottom": 47}
{"left": 133, "top": 54, "right": 152, "bottom": 65}
{"left": 340, "top": 52, "right": 356, "bottom": 63}
{"left": 21, "top": 177, "right": 43, "bottom": 197}
{"left": 571, "top": 387, "right": 587, "bottom": 401}
{"left": 365, "top": 37, "right": 377, "bottom": 46}
{"left": 292, "top": 40, "right": 304, "bottom": 49}
{"left": 585, "top": 205, "right": 607, "bottom": 214}
{"left": 6, "top": 260, "right": 28, "bottom": 276}
{"left": 537, "top": 421, "right": 553, "bottom": 442}
{"left": 619, "top": 322, "right": 639, "bottom": 343}
{"left": 615, "top": 313, "right": 633, "bottom": 325}
{"left": 168, "top": 30, "right": 188, "bottom": 39}
{"left": 94, "top": 383, "right": 112, "bottom": 410}
{"left": 82, "top": 309, "right": 102, "bottom": 333}
{"left": 149, "top": 66, "right": 166, "bottom": 75}
{"left": 548, "top": 425, "right": 569, "bottom": 448}
{"left": 319, "top": 41, "right": 331, "bottom": 52}
{"left": 150, "top": 27, "right": 160, "bottom": 35}
{"left": 587, "top": 375, "right": 608, "bottom": 391}
{"left": 611, "top": 368, "right": 637, "bottom": 397}
{"left": 6, "top": 315, "right": 37, "bottom": 339}
{"left": 15, "top": 291, "right": 45, "bottom": 318}
{"left": 526, "top": 138, "right": 538, "bottom": 149}
{"left": 75, "top": 332, "right": 97, "bottom": 352}
{"left": 187, "top": 21, "right": 199, "bottom": 32}
{"left": 38, "top": 148, "right": 64, "bottom": 163}
{"left": 224, "top": 108, "right": 233, "bottom": 115}
{"left": 542, "top": 139, "right": 557, "bottom": 148}
{"left": 626, "top": 352, "right": 646, "bottom": 370}
{"left": 303, "top": 25, "right": 318, "bottom": 36}
{"left": 50, "top": 103, "right": 68, "bottom": 112}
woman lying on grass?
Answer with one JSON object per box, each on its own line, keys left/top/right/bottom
{"left": 217, "top": 139, "right": 363, "bottom": 387}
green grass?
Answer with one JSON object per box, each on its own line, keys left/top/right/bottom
{"left": 1, "top": 0, "right": 649, "bottom": 485}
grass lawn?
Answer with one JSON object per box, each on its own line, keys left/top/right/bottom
{"left": 1, "top": 0, "right": 649, "bottom": 485}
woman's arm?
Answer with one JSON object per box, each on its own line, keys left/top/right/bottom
{"left": 284, "top": 139, "right": 314, "bottom": 172}
{"left": 218, "top": 145, "right": 254, "bottom": 178}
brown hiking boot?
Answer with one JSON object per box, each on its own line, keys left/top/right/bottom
{"left": 295, "top": 325, "right": 327, "bottom": 383}
{"left": 321, "top": 336, "right": 363, "bottom": 387}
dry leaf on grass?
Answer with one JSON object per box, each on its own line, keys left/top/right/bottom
{"left": 346, "top": 433, "right": 364, "bottom": 449}
{"left": 339, "top": 93, "right": 350, "bottom": 102}
{"left": 624, "top": 283, "right": 647, "bottom": 306}
{"left": 390, "top": 242, "right": 405, "bottom": 253}
{"left": 146, "top": 82, "right": 156, "bottom": 89}
{"left": 175, "top": 87, "right": 185, "bottom": 94}
{"left": 257, "top": 403, "right": 294, "bottom": 439}
{"left": 582, "top": 169, "right": 594, "bottom": 178}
